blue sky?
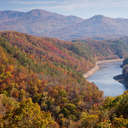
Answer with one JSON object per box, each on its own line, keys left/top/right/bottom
{"left": 1, "top": 0, "right": 128, "bottom": 18}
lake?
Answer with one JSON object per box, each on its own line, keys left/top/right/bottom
{"left": 87, "top": 61, "right": 126, "bottom": 97}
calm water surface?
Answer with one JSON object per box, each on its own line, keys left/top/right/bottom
{"left": 87, "top": 61, "right": 126, "bottom": 97}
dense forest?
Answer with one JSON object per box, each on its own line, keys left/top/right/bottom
{"left": 0, "top": 31, "right": 103, "bottom": 127}
{"left": 0, "top": 31, "right": 128, "bottom": 127}
{"left": 72, "top": 38, "right": 128, "bottom": 59}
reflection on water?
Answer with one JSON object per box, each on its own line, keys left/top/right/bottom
{"left": 87, "top": 61, "right": 126, "bottom": 97}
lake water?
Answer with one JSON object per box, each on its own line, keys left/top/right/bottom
{"left": 87, "top": 61, "right": 126, "bottom": 97}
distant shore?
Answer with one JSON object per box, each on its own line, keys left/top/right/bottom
{"left": 83, "top": 58, "right": 123, "bottom": 79}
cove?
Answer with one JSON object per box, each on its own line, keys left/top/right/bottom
{"left": 87, "top": 61, "right": 126, "bottom": 97}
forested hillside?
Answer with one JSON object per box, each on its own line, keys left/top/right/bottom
{"left": 0, "top": 31, "right": 97, "bottom": 85}
{"left": 72, "top": 38, "right": 128, "bottom": 59}
{"left": 118, "top": 58, "right": 128, "bottom": 88}
{"left": 0, "top": 31, "right": 104, "bottom": 127}
{"left": 1, "top": 31, "right": 128, "bottom": 127}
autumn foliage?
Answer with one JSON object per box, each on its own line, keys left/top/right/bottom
{"left": 0, "top": 32, "right": 104, "bottom": 127}
{"left": 0, "top": 31, "right": 128, "bottom": 128}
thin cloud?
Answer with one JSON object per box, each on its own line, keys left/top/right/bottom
{"left": 10, "top": 0, "right": 128, "bottom": 9}
{"left": 10, "top": 0, "right": 58, "bottom": 5}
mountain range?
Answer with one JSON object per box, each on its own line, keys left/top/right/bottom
{"left": 1, "top": 9, "right": 128, "bottom": 40}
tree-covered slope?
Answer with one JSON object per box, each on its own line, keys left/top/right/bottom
{"left": 117, "top": 58, "right": 128, "bottom": 88}
{"left": 0, "top": 32, "right": 104, "bottom": 127}
{"left": 72, "top": 38, "right": 128, "bottom": 60}
{"left": 1, "top": 31, "right": 128, "bottom": 88}
{"left": 0, "top": 31, "right": 97, "bottom": 86}
{"left": 79, "top": 91, "right": 128, "bottom": 128}
{"left": 1, "top": 31, "right": 128, "bottom": 127}
{"left": 1, "top": 41, "right": 128, "bottom": 127}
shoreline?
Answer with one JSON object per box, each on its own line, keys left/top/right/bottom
{"left": 83, "top": 58, "right": 123, "bottom": 79}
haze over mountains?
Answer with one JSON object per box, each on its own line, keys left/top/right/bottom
{"left": 1, "top": 9, "right": 128, "bottom": 40}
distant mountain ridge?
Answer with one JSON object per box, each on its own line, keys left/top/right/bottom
{"left": 0, "top": 9, "right": 83, "bottom": 38}
{"left": 1, "top": 9, "right": 128, "bottom": 40}
{"left": 54, "top": 15, "right": 128, "bottom": 40}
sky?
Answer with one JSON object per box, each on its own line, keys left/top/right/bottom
{"left": 1, "top": 0, "right": 128, "bottom": 18}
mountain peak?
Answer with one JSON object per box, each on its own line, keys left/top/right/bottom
{"left": 91, "top": 15, "right": 105, "bottom": 20}
{"left": 26, "top": 9, "right": 66, "bottom": 18}
{"left": 89, "top": 15, "right": 111, "bottom": 23}
{"left": 92, "top": 15, "right": 105, "bottom": 18}
{"left": 27, "top": 9, "right": 51, "bottom": 16}
{"left": 29, "top": 9, "right": 48, "bottom": 13}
